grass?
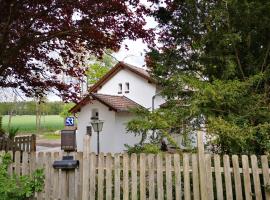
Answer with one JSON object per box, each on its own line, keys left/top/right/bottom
{"left": 2, "top": 115, "right": 64, "bottom": 133}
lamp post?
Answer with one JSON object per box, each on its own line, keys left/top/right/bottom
{"left": 91, "top": 120, "right": 104, "bottom": 154}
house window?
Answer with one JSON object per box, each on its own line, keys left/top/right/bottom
{"left": 91, "top": 109, "right": 99, "bottom": 120}
{"left": 118, "top": 83, "right": 122, "bottom": 94}
{"left": 125, "top": 82, "right": 130, "bottom": 93}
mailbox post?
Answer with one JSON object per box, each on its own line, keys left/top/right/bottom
{"left": 53, "top": 117, "right": 79, "bottom": 169}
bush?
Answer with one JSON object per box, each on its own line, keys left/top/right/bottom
{"left": 0, "top": 153, "right": 44, "bottom": 200}
{"left": 125, "top": 143, "right": 161, "bottom": 154}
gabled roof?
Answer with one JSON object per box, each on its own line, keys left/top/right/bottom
{"left": 69, "top": 93, "right": 141, "bottom": 113}
{"left": 89, "top": 61, "right": 154, "bottom": 93}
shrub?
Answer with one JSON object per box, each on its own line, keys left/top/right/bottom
{"left": 0, "top": 153, "right": 44, "bottom": 200}
{"left": 125, "top": 143, "right": 161, "bottom": 154}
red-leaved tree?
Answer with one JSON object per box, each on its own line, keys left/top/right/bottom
{"left": 0, "top": 0, "right": 151, "bottom": 101}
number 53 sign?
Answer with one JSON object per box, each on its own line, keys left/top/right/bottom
{"left": 65, "top": 117, "right": 75, "bottom": 126}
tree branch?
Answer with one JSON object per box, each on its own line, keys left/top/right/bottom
{"left": 260, "top": 42, "right": 270, "bottom": 73}
{"left": 233, "top": 45, "right": 246, "bottom": 79}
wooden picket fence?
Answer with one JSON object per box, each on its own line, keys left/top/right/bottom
{"left": 1, "top": 150, "right": 270, "bottom": 200}
{"left": 1, "top": 133, "right": 270, "bottom": 200}
{"left": 0, "top": 134, "right": 36, "bottom": 152}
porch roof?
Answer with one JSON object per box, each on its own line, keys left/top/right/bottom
{"left": 69, "top": 93, "right": 141, "bottom": 113}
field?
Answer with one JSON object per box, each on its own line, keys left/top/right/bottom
{"left": 2, "top": 115, "right": 64, "bottom": 133}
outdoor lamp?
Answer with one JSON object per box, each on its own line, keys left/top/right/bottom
{"left": 90, "top": 120, "right": 104, "bottom": 154}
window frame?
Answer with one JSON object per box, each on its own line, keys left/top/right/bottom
{"left": 118, "top": 83, "right": 122, "bottom": 94}
{"left": 125, "top": 82, "right": 130, "bottom": 93}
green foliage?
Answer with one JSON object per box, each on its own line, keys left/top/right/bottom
{"left": 7, "top": 127, "right": 19, "bottom": 139}
{"left": 125, "top": 143, "right": 161, "bottom": 154}
{"left": 147, "top": 0, "right": 270, "bottom": 154}
{"left": 0, "top": 116, "right": 5, "bottom": 136}
{"left": 86, "top": 51, "right": 117, "bottom": 85}
{"left": 126, "top": 107, "right": 181, "bottom": 149}
{"left": 0, "top": 101, "right": 65, "bottom": 115}
{"left": 59, "top": 103, "right": 75, "bottom": 119}
{"left": 0, "top": 153, "right": 45, "bottom": 200}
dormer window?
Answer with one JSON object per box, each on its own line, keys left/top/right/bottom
{"left": 125, "top": 82, "right": 130, "bottom": 93}
{"left": 118, "top": 83, "right": 122, "bottom": 94}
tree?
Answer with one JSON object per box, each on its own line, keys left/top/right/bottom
{"left": 0, "top": 1, "right": 152, "bottom": 101}
{"left": 86, "top": 51, "right": 117, "bottom": 86}
{"left": 144, "top": 0, "right": 270, "bottom": 154}
{"left": 59, "top": 103, "right": 75, "bottom": 119}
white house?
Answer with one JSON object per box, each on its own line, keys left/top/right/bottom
{"left": 70, "top": 62, "right": 166, "bottom": 153}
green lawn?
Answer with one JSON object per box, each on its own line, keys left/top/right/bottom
{"left": 2, "top": 115, "right": 64, "bottom": 133}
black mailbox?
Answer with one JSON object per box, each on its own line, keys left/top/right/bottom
{"left": 52, "top": 156, "right": 79, "bottom": 170}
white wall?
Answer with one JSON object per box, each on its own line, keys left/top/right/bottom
{"left": 97, "top": 68, "right": 165, "bottom": 109}
{"left": 113, "top": 112, "right": 140, "bottom": 152}
{"left": 76, "top": 67, "right": 167, "bottom": 153}
{"left": 76, "top": 100, "right": 141, "bottom": 153}
{"left": 76, "top": 100, "right": 116, "bottom": 152}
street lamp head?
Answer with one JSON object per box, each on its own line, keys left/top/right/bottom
{"left": 91, "top": 120, "right": 104, "bottom": 132}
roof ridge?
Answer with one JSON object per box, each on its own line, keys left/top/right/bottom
{"left": 88, "top": 62, "right": 154, "bottom": 93}
{"left": 120, "top": 62, "right": 149, "bottom": 72}
{"left": 92, "top": 93, "right": 122, "bottom": 97}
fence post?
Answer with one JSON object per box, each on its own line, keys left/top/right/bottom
{"left": 82, "top": 134, "right": 91, "bottom": 200}
{"left": 30, "top": 134, "right": 36, "bottom": 152}
{"left": 197, "top": 130, "right": 208, "bottom": 200}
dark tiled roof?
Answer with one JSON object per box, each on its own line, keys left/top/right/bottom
{"left": 91, "top": 93, "right": 141, "bottom": 112}
{"left": 69, "top": 93, "right": 141, "bottom": 113}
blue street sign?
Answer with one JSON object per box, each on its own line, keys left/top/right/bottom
{"left": 65, "top": 117, "right": 75, "bottom": 126}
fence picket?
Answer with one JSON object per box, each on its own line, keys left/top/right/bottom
{"left": 123, "top": 153, "right": 129, "bottom": 200}
{"left": 37, "top": 152, "right": 44, "bottom": 200}
{"left": 157, "top": 154, "right": 164, "bottom": 200}
{"left": 242, "top": 155, "right": 252, "bottom": 200}
{"left": 223, "top": 155, "right": 233, "bottom": 200}
{"left": 22, "top": 151, "right": 28, "bottom": 175}
{"left": 98, "top": 153, "right": 104, "bottom": 200}
{"left": 60, "top": 153, "right": 68, "bottom": 200}
{"left": 82, "top": 135, "right": 90, "bottom": 200}
{"left": 232, "top": 155, "right": 243, "bottom": 200}
{"left": 44, "top": 152, "right": 52, "bottom": 200}
{"left": 106, "top": 153, "right": 112, "bottom": 200}
{"left": 214, "top": 154, "right": 223, "bottom": 200}
{"left": 114, "top": 153, "right": 121, "bottom": 200}
{"left": 140, "top": 153, "right": 146, "bottom": 200}
{"left": 89, "top": 153, "right": 96, "bottom": 200}
{"left": 261, "top": 155, "right": 270, "bottom": 200}
{"left": 251, "top": 155, "right": 262, "bottom": 200}
{"left": 75, "top": 152, "right": 83, "bottom": 200}
{"left": 166, "top": 154, "right": 172, "bottom": 200}
{"left": 7, "top": 150, "right": 13, "bottom": 175}
{"left": 29, "top": 151, "right": 36, "bottom": 174}
{"left": 68, "top": 152, "right": 76, "bottom": 200}
{"left": 52, "top": 152, "right": 60, "bottom": 200}
{"left": 14, "top": 151, "right": 20, "bottom": 175}
{"left": 205, "top": 154, "right": 214, "bottom": 200}
{"left": 183, "top": 153, "right": 191, "bottom": 200}
{"left": 131, "top": 153, "right": 137, "bottom": 200}
{"left": 148, "top": 154, "right": 155, "bottom": 200}
{"left": 192, "top": 154, "right": 200, "bottom": 200}
{"left": 174, "top": 154, "right": 181, "bottom": 200}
